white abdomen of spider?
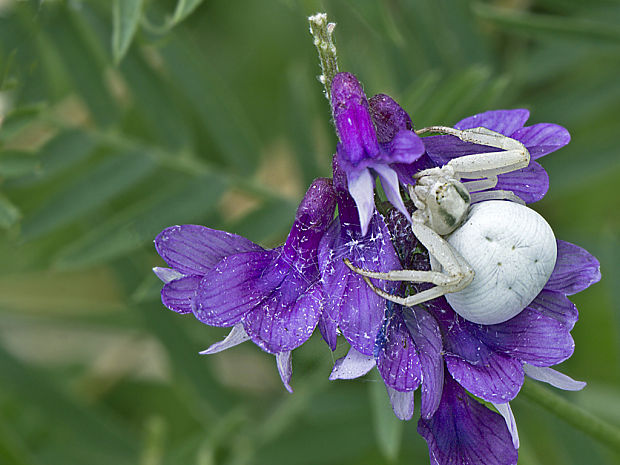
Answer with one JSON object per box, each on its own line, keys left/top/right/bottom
{"left": 344, "top": 125, "right": 558, "bottom": 326}
{"left": 442, "top": 200, "right": 556, "bottom": 324}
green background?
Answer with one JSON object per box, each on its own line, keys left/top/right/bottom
{"left": 0, "top": 0, "right": 618, "bottom": 464}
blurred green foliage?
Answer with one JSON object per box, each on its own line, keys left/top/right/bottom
{"left": 0, "top": 0, "right": 618, "bottom": 464}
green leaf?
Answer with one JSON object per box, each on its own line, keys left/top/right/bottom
{"left": 369, "top": 379, "right": 404, "bottom": 462}
{"left": 171, "top": 0, "right": 205, "bottom": 26}
{"left": 53, "top": 173, "right": 228, "bottom": 269}
{"left": 21, "top": 150, "right": 156, "bottom": 240}
{"left": 0, "top": 194, "right": 20, "bottom": 229}
{"left": 0, "top": 151, "right": 40, "bottom": 178}
{"left": 112, "top": 0, "right": 144, "bottom": 64}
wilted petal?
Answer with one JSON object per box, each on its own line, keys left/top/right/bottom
{"left": 375, "top": 310, "right": 422, "bottom": 392}
{"left": 199, "top": 324, "right": 250, "bottom": 354}
{"left": 155, "top": 224, "right": 262, "bottom": 276}
{"left": 528, "top": 290, "right": 578, "bottom": 330}
{"left": 276, "top": 351, "right": 293, "bottom": 393}
{"left": 512, "top": 123, "right": 570, "bottom": 159}
{"left": 193, "top": 250, "right": 277, "bottom": 327}
{"left": 369, "top": 93, "right": 412, "bottom": 144}
{"left": 455, "top": 109, "right": 530, "bottom": 136}
{"left": 418, "top": 375, "right": 518, "bottom": 465}
{"left": 387, "top": 386, "right": 415, "bottom": 421}
{"left": 494, "top": 161, "right": 549, "bottom": 204}
{"left": 403, "top": 306, "right": 444, "bottom": 419}
{"left": 493, "top": 402, "right": 520, "bottom": 449}
{"left": 523, "top": 364, "right": 586, "bottom": 391}
{"left": 161, "top": 275, "right": 202, "bottom": 314}
{"left": 545, "top": 240, "right": 601, "bottom": 295}
{"left": 330, "top": 346, "right": 376, "bottom": 380}
{"left": 153, "top": 267, "right": 184, "bottom": 283}
{"left": 437, "top": 309, "right": 523, "bottom": 403}
{"left": 346, "top": 167, "right": 376, "bottom": 236}
{"left": 243, "top": 282, "right": 323, "bottom": 353}
{"left": 475, "top": 308, "right": 574, "bottom": 367}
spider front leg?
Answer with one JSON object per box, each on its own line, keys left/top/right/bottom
{"left": 344, "top": 219, "right": 474, "bottom": 308}
{"left": 415, "top": 126, "right": 530, "bottom": 180}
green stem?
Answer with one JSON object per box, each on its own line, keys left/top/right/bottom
{"left": 520, "top": 379, "right": 620, "bottom": 453}
{"left": 308, "top": 13, "right": 339, "bottom": 100}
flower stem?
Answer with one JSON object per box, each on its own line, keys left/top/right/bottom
{"left": 520, "top": 379, "right": 620, "bottom": 452}
{"left": 308, "top": 12, "right": 339, "bottom": 100}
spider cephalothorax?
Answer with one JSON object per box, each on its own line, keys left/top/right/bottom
{"left": 345, "top": 126, "right": 558, "bottom": 325}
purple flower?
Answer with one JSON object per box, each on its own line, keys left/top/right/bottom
{"left": 154, "top": 177, "right": 336, "bottom": 391}
{"left": 422, "top": 109, "right": 571, "bottom": 203}
{"left": 330, "top": 72, "right": 425, "bottom": 235}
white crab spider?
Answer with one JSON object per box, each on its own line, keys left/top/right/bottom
{"left": 345, "top": 126, "right": 557, "bottom": 325}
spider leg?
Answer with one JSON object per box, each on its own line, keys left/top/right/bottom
{"left": 470, "top": 189, "right": 525, "bottom": 205}
{"left": 359, "top": 277, "right": 451, "bottom": 308}
{"left": 343, "top": 258, "right": 460, "bottom": 286}
{"left": 346, "top": 219, "right": 474, "bottom": 308}
{"left": 415, "top": 126, "right": 530, "bottom": 180}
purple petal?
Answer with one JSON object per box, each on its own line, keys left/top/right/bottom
{"left": 318, "top": 312, "right": 339, "bottom": 351}
{"left": 545, "top": 240, "right": 601, "bottom": 295}
{"left": 243, "top": 282, "right": 323, "bottom": 353}
{"left": 436, "top": 309, "right": 523, "bottom": 403}
{"left": 376, "top": 312, "right": 422, "bottom": 392}
{"left": 523, "top": 364, "right": 586, "bottom": 391}
{"left": 418, "top": 375, "right": 518, "bottom": 465}
{"left": 329, "top": 346, "right": 376, "bottom": 380}
{"left": 492, "top": 403, "right": 520, "bottom": 449}
{"left": 455, "top": 109, "right": 530, "bottom": 136}
{"left": 391, "top": 153, "right": 436, "bottom": 186}
{"left": 155, "top": 225, "right": 263, "bottom": 276}
{"left": 276, "top": 351, "right": 293, "bottom": 393}
{"left": 494, "top": 161, "right": 549, "bottom": 204}
{"left": 475, "top": 307, "right": 574, "bottom": 367}
{"left": 368, "top": 93, "right": 412, "bottom": 144}
{"left": 403, "top": 307, "right": 444, "bottom": 419}
{"left": 528, "top": 290, "right": 578, "bottom": 330}
{"left": 387, "top": 387, "right": 415, "bottom": 421}
{"left": 199, "top": 324, "right": 250, "bottom": 354}
{"left": 153, "top": 267, "right": 184, "bottom": 283}
{"left": 319, "top": 213, "right": 401, "bottom": 355}
{"left": 346, "top": 167, "right": 376, "bottom": 236}
{"left": 161, "top": 275, "right": 202, "bottom": 314}
{"left": 423, "top": 134, "right": 494, "bottom": 167}
{"left": 374, "top": 164, "right": 412, "bottom": 223}
{"left": 512, "top": 123, "right": 571, "bottom": 159}
{"left": 193, "top": 250, "right": 277, "bottom": 327}
{"left": 380, "top": 130, "right": 425, "bottom": 164}
{"left": 331, "top": 73, "right": 380, "bottom": 165}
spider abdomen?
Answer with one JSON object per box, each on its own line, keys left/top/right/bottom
{"left": 444, "top": 200, "right": 557, "bottom": 325}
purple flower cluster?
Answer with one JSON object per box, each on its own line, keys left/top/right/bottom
{"left": 153, "top": 72, "right": 600, "bottom": 464}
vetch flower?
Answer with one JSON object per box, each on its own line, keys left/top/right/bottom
{"left": 330, "top": 72, "right": 425, "bottom": 235}
{"left": 154, "top": 177, "right": 336, "bottom": 391}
